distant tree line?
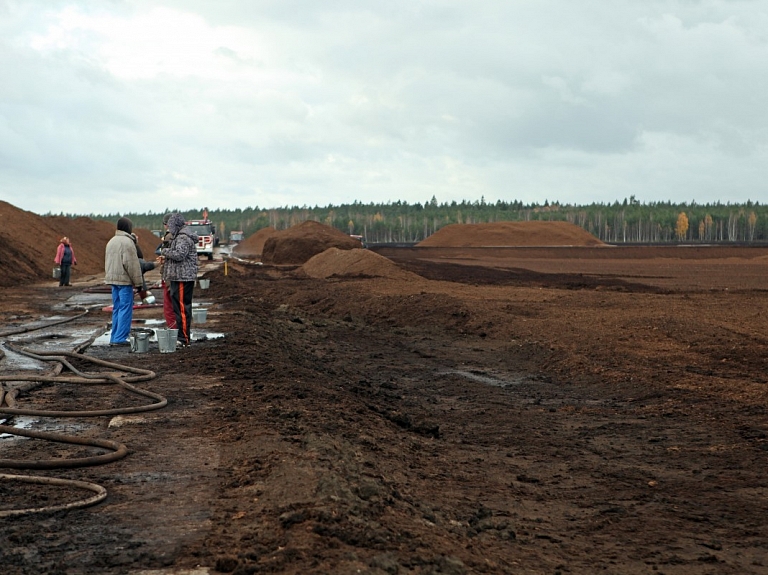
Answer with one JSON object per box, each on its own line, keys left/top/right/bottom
{"left": 70, "top": 195, "right": 768, "bottom": 244}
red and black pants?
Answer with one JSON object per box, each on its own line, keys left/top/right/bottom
{"left": 169, "top": 280, "right": 194, "bottom": 345}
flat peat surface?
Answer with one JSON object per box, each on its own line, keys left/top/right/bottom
{"left": 1, "top": 245, "right": 767, "bottom": 574}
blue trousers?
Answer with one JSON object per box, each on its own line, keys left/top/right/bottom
{"left": 110, "top": 284, "right": 134, "bottom": 343}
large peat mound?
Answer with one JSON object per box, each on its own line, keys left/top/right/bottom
{"left": 233, "top": 226, "right": 275, "bottom": 257}
{"left": 261, "top": 221, "right": 363, "bottom": 265}
{"left": 0, "top": 200, "right": 159, "bottom": 287}
{"left": 417, "top": 221, "right": 604, "bottom": 247}
{"left": 302, "top": 247, "right": 420, "bottom": 280}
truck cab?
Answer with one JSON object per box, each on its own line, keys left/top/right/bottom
{"left": 350, "top": 234, "right": 367, "bottom": 248}
{"left": 186, "top": 219, "right": 218, "bottom": 260}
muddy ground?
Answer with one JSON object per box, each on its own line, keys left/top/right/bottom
{"left": 1, "top": 245, "right": 768, "bottom": 575}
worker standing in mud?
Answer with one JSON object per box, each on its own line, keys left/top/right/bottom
{"left": 54, "top": 236, "right": 77, "bottom": 287}
{"left": 157, "top": 213, "right": 177, "bottom": 329}
{"left": 105, "top": 218, "right": 144, "bottom": 346}
{"left": 158, "top": 213, "right": 198, "bottom": 347}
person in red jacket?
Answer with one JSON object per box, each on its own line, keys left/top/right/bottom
{"left": 54, "top": 237, "right": 77, "bottom": 287}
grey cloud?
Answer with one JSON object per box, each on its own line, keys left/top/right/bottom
{"left": 3, "top": 1, "right": 768, "bottom": 214}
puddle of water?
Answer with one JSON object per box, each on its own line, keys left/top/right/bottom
{"left": 51, "top": 293, "right": 112, "bottom": 311}
{"left": 0, "top": 344, "right": 50, "bottom": 370}
{"left": 192, "top": 332, "right": 224, "bottom": 341}
{"left": 7, "top": 315, "right": 68, "bottom": 330}
{"left": 10, "top": 328, "right": 105, "bottom": 353}
{"left": 0, "top": 416, "right": 36, "bottom": 439}
{"left": 1, "top": 417, "right": 95, "bottom": 439}
{"left": 69, "top": 293, "right": 112, "bottom": 304}
{"left": 92, "top": 328, "right": 225, "bottom": 346}
{"left": 91, "top": 331, "right": 114, "bottom": 346}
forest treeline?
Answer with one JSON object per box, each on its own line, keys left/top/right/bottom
{"left": 74, "top": 196, "right": 768, "bottom": 244}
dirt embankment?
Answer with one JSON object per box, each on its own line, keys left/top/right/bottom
{"left": 0, "top": 201, "right": 165, "bottom": 287}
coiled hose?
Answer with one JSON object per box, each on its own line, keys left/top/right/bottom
{"left": 0, "top": 309, "right": 167, "bottom": 516}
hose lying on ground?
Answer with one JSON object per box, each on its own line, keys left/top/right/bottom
{"left": 0, "top": 311, "right": 168, "bottom": 516}
{"left": 0, "top": 425, "right": 128, "bottom": 469}
{"left": 0, "top": 346, "right": 166, "bottom": 417}
{"left": 0, "top": 474, "right": 107, "bottom": 518}
{"left": 0, "top": 310, "right": 90, "bottom": 338}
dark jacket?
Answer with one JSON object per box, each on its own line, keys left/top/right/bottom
{"left": 130, "top": 233, "right": 156, "bottom": 274}
{"left": 161, "top": 213, "right": 199, "bottom": 282}
{"left": 54, "top": 242, "right": 77, "bottom": 266}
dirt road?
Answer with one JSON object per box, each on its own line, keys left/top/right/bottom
{"left": 1, "top": 246, "right": 767, "bottom": 574}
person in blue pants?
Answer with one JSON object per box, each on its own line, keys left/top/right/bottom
{"left": 104, "top": 217, "right": 144, "bottom": 346}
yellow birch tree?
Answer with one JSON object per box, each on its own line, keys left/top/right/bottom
{"left": 676, "top": 212, "right": 689, "bottom": 241}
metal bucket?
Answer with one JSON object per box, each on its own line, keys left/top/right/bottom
{"left": 192, "top": 308, "right": 207, "bottom": 323}
{"left": 129, "top": 329, "right": 151, "bottom": 353}
{"left": 198, "top": 279, "right": 210, "bottom": 289}
{"left": 156, "top": 328, "right": 178, "bottom": 353}
{"left": 53, "top": 266, "right": 61, "bottom": 279}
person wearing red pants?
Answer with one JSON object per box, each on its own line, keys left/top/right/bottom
{"left": 158, "top": 213, "right": 198, "bottom": 347}
{"left": 162, "top": 280, "right": 177, "bottom": 328}
{"left": 156, "top": 214, "right": 177, "bottom": 328}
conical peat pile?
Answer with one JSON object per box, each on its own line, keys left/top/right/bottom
{"left": 233, "top": 226, "right": 275, "bottom": 257}
{"left": 302, "top": 248, "right": 418, "bottom": 280}
{"left": 261, "top": 221, "right": 362, "bottom": 265}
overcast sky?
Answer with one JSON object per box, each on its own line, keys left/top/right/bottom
{"left": 1, "top": 1, "right": 767, "bottom": 216}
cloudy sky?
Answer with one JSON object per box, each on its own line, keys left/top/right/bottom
{"left": 1, "top": 1, "right": 767, "bottom": 216}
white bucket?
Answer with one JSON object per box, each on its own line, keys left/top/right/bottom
{"left": 53, "top": 266, "right": 61, "bottom": 279}
{"left": 156, "top": 328, "right": 178, "bottom": 353}
{"left": 198, "top": 279, "right": 210, "bottom": 289}
{"left": 192, "top": 308, "right": 207, "bottom": 323}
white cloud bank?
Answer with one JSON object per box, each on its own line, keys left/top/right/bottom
{"left": 1, "top": 0, "right": 767, "bottom": 215}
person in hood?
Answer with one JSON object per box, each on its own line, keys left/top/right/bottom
{"left": 54, "top": 236, "right": 77, "bottom": 287}
{"left": 104, "top": 217, "right": 144, "bottom": 346}
{"left": 159, "top": 212, "right": 199, "bottom": 347}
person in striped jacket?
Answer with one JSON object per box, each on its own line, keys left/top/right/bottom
{"left": 158, "top": 213, "right": 199, "bottom": 347}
